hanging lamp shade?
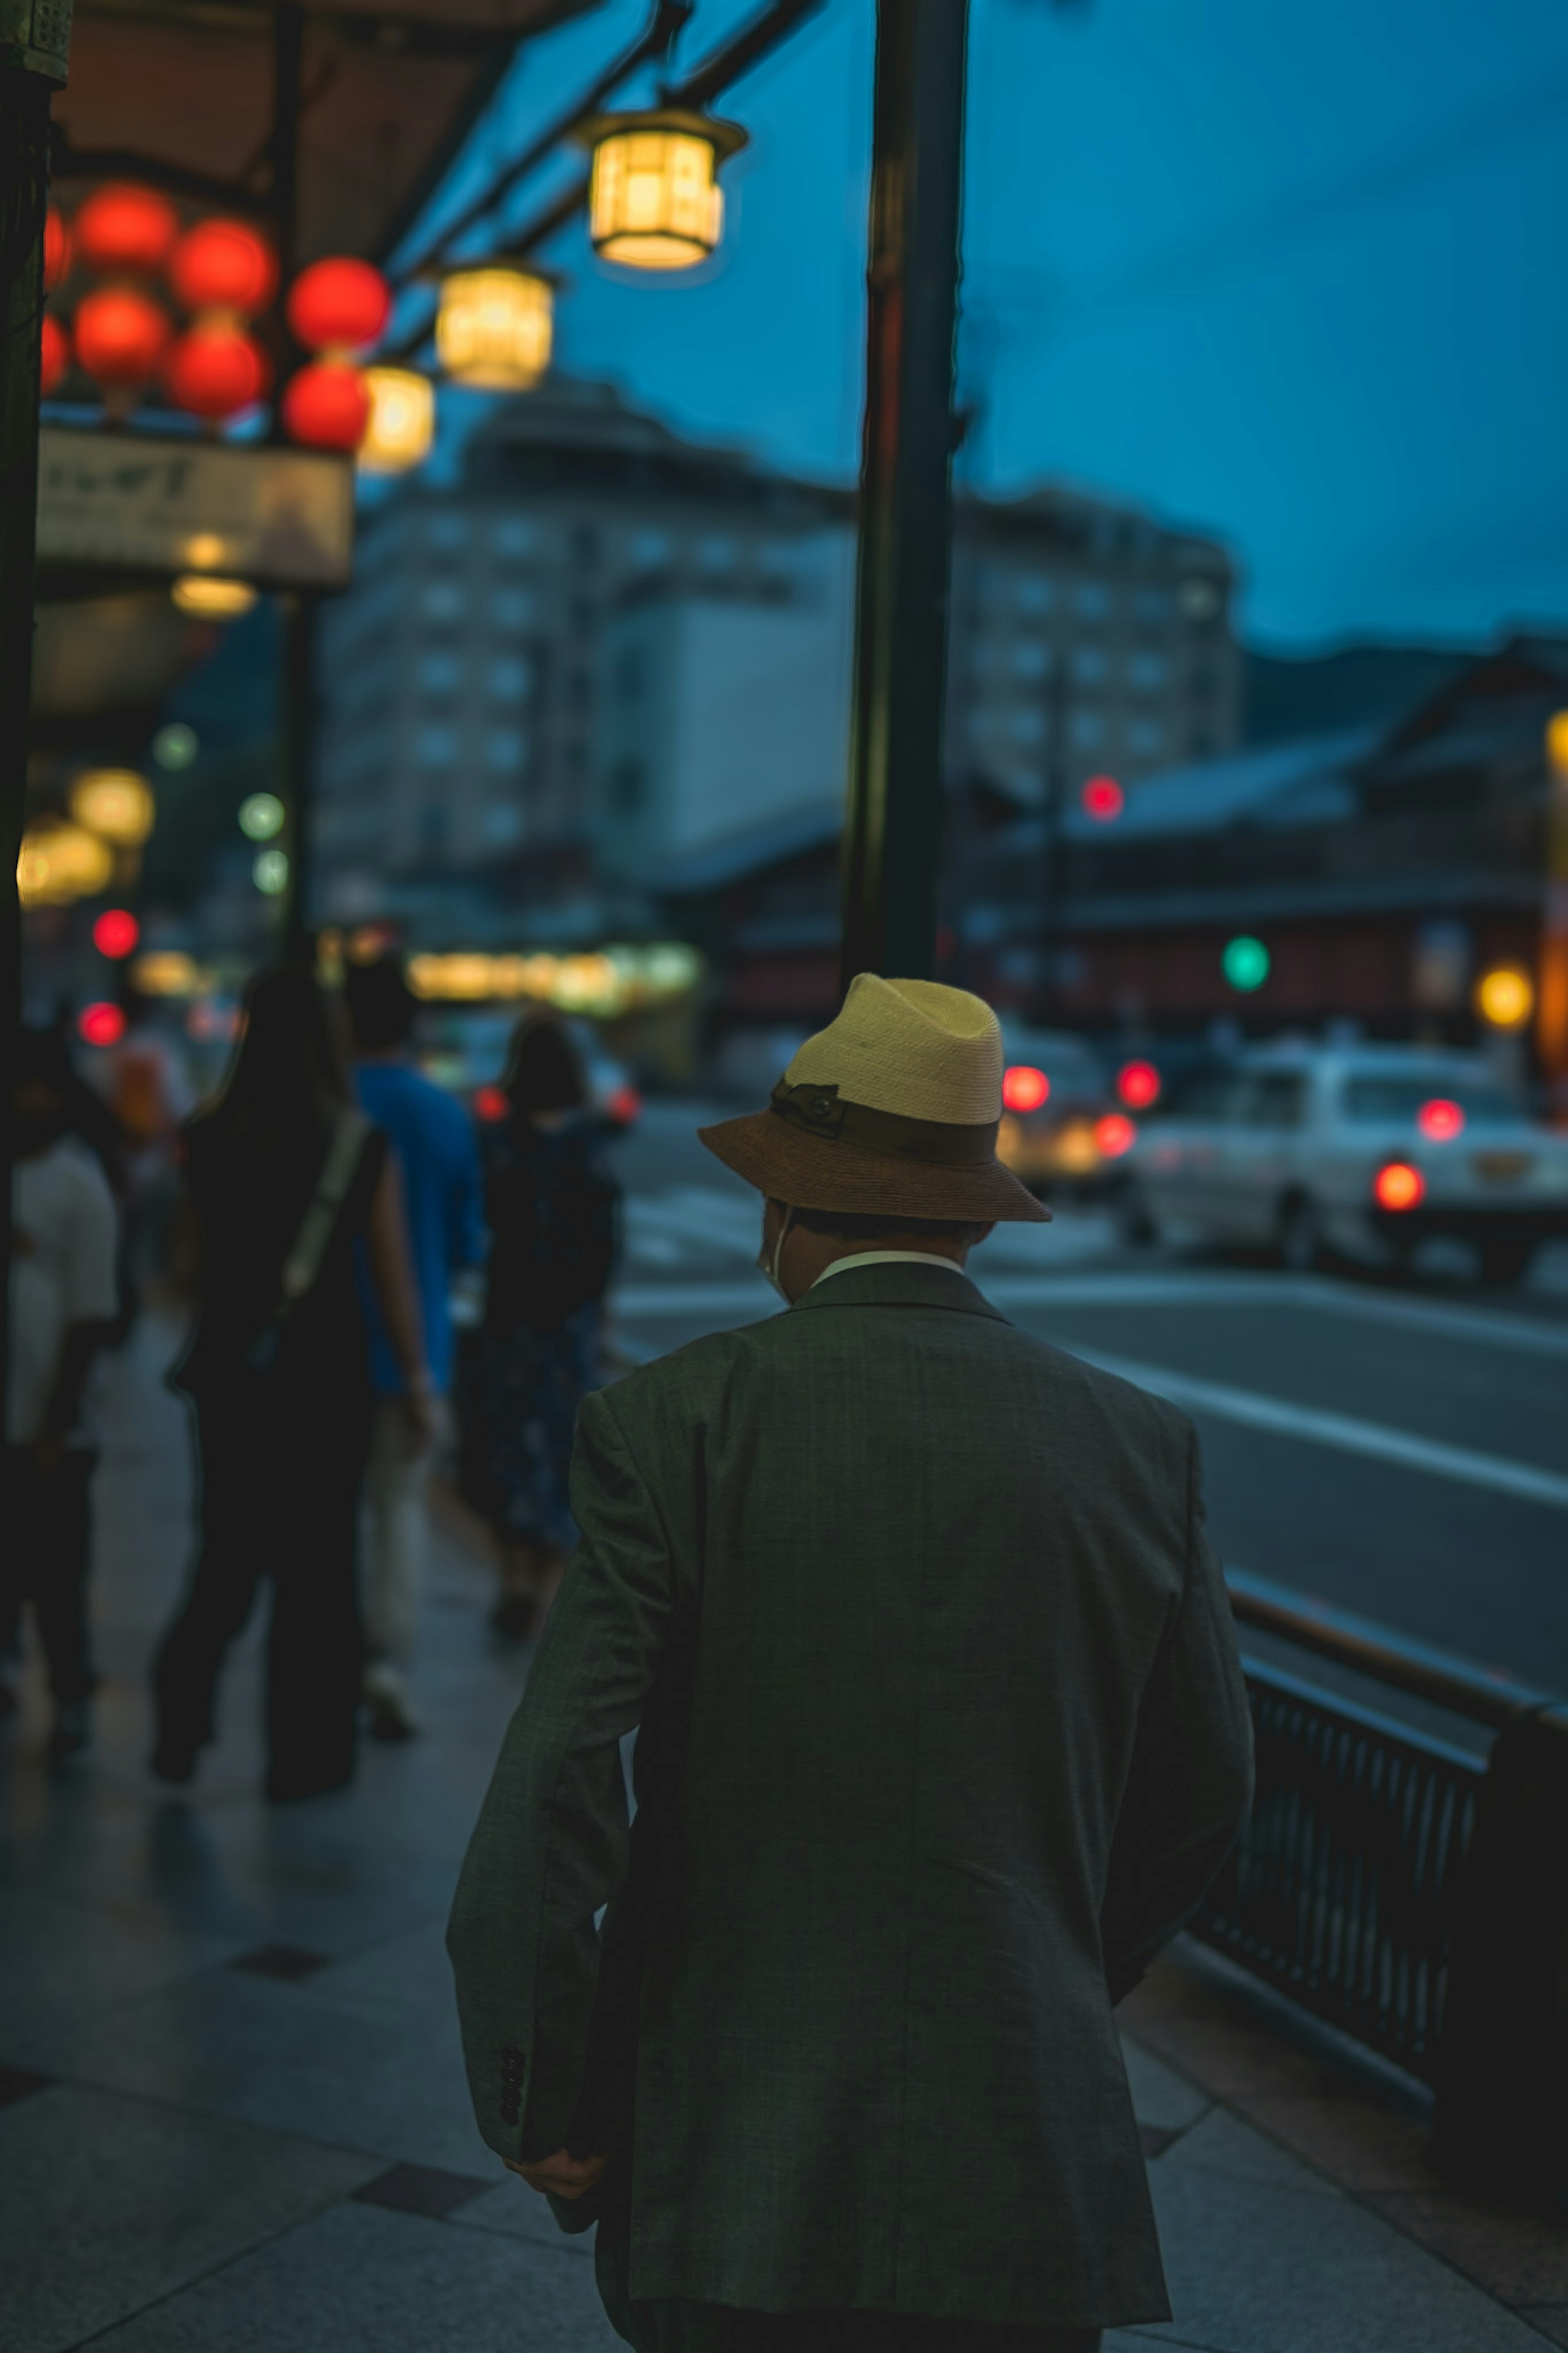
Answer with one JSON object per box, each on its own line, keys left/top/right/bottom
{"left": 287, "top": 258, "right": 391, "bottom": 354}
{"left": 40, "top": 313, "right": 69, "bottom": 396}
{"left": 169, "top": 220, "right": 277, "bottom": 318}
{"left": 44, "top": 208, "right": 71, "bottom": 292}
{"left": 74, "top": 285, "right": 172, "bottom": 386}
{"left": 434, "top": 265, "right": 552, "bottom": 391}
{"left": 359, "top": 366, "right": 435, "bottom": 473}
{"left": 74, "top": 183, "right": 180, "bottom": 278}
{"left": 165, "top": 321, "right": 271, "bottom": 419}
{"left": 282, "top": 359, "right": 371, "bottom": 451}
{"left": 578, "top": 108, "right": 747, "bottom": 270}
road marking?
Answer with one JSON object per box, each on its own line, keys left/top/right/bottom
{"left": 1073, "top": 1347, "right": 1568, "bottom": 1512}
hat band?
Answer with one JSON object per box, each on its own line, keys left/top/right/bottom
{"left": 769, "top": 1079, "right": 1000, "bottom": 1168}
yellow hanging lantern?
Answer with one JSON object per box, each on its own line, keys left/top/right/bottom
{"left": 69, "top": 768, "right": 156, "bottom": 846}
{"left": 579, "top": 108, "right": 748, "bottom": 271}
{"left": 360, "top": 365, "right": 436, "bottom": 472}
{"left": 435, "top": 266, "right": 554, "bottom": 392}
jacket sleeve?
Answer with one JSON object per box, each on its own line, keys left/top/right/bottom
{"left": 447, "top": 1383, "right": 677, "bottom": 2163}
{"left": 1099, "top": 1423, "right": 1255, "bottom": 2006}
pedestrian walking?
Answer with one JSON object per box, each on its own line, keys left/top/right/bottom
{"left": 151, "top": 964, "right": 433, "bottom": 1803}
{"left": 448, "top": 975, "right": 1255, "bottom": 2351}
{"left": 2, "top": 1028, "right": 120, "bottom": 1758}
{"left": 461, "top": 1016, "right": 619, "bottom": 1641}
{"left": 346, "top": 954, "right": 484, "bottom": 1741}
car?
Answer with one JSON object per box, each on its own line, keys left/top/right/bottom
{"left": 1119, "top": 1044, "right": 1568, "bottom": 1282}
{"left": 995, "top": 1027, "right": 1127, "bottom": 1197}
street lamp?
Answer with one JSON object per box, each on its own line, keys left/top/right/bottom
{"left": 435, "top": 266, "right": 553, "bottom": 391}
{"left": 579, "top": 108, "right": 748, "bottom": 270}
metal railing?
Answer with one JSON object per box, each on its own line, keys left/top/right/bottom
{"left": 1194, "top": 1570, "right": 1568, "bottom": 2197}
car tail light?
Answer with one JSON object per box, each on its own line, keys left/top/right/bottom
{"left": 474, "top": 1084, "right": 509, "bottom": 1124}
{"left": 606, "top": 1084, "right": 642, "bottom": 1126}
{"left": 1374, "top": 1161, "right": 1425, "bottom": 1211}
{"left": 1094, "top": 1113, "right": 1137, "bottom": 1159}
{"left": 1002, "top": 1064, "right": 1049, "bottom": 1113}
{"left": 1116, "top": 1059, "right": 1160, "bottom": 1110}
{"left": 1417, "top": 1097, "right": 1464, "bottom": 1142}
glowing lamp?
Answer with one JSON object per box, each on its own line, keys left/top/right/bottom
{"left": 44, "top": 207, "right": 71, "bottom": 291}
{"left": 71, "top": 768, "right": 154, "bottom": 845}
{"left": 435, "top": 266, "right": 552, "bottom": 391}
{"left": 17, "top": 823, "right": 115, "bottom": 906}
{"left": 1374, "top": 1162, "right": 1425, "bottom": 1212}
{"left": 238, "top": 792, "right": 285, "bottom": 841}
{"left": 580, "top": 108, "right": 748, "bottom": 270}
{"left": 286, "top": 258, "right": 390, "bottom": 354}
{"left": 253, "top": 849, "right": 289, "bottom": 895}
{"left": 73, "top": 285, "right": 171, "bottom": 386}
{"left": 1548, "top": 711, "right": 1568, "bottom": 774}
{"left": 172, "top": 575, "right": 256, "bottom": 619}
{"left": 1002, "top": 1065, "right": 1050, "bottom": 1114}
{"left": 165, "top": 321, "right": 270, "bottom": 419}
{"left": 1080, "top": 775, "right": 1125, "bottom": 823}
{"left": 1475, "top": 966, "right": 1533, "bottom": 1030}
{"left": 474, "top": 1085, "right": 510, "bottom": 1124}
{"left": 1094, "top": 1113, "right": 1137, "bottom": 1159}
{"left": 78, "top": 1002, "right": 127, "bottom": 1048}
{"left": 74, "top": 183, "right": 179, "bottom": 278}
{"left": 1117, "top": 1059, "right": 1161, "bottom": 1111}
{"left": 1417, "top": 1098, "right": 1464, "bottom": 1143}
{"left": 1222, "top": 935, "right": 1270, "bottom": 992}
{"left": 359, "top": 366, "right": 435, "bottom": 473}
{"left": 282, "top": 359, "right": 370, "bottom": 452}
{"left": 93, "top": 908, "right": 140, "bottom": 958}
{"left": 40, "top": 313, "right": 69, "bottom": 396}
{"left": 168, "top": 219, "right": 277, "bottom": 317}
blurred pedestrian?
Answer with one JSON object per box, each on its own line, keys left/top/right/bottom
{"left": 1, "top": 1028, "right": 120, "bottom": 1757}
{"left": 151, "top": 964, "right": 433, "bottom": 1803}
{"left": 463, "top": 1017, "right": 619, "bottom": 1641}
{"left": 448, "top": 976, "right": 1255, "bottom": 2353}
{"left": 345, "top": 954, "right": 484, "bottom": 1741}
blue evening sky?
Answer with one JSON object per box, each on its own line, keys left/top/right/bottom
{"left": 395, "top": 0, "right": 1568, "bottom": 650}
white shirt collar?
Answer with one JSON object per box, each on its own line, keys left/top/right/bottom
{"left": 810, "top": 1250, "right": 970, "bottom": 1291}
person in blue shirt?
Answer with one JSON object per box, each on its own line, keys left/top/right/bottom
{"left": 346, "top": 956, "right": 484, "bottom": 1740}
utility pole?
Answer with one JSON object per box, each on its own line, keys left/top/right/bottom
{"left": 1, "top": 0, "right": 74, "bottom": 1432}
{"left": 840, "top": 0, "right": 969, "bottom": 992}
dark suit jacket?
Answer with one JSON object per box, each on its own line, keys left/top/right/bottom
{"left": 448, "top": 1261, "right": 1254, "bottom": 2331}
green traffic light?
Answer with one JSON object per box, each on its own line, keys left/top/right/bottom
{"left": 1223, "top": 935, "right": 1270, "bottom": 992}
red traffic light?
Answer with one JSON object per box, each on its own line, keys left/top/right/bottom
{"left": 93, "top": 909, "right": 140, "bottom": 959}
{"left": 1002, "top": 1064, "right": 1049, "bottom": 1113}
{"left": 1116, "top": 1058, "right": 1160, "bottom": 1110}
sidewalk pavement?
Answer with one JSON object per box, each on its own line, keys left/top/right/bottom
{"left": 2, "top": 1319, "right": 1565, "bottom": 2352}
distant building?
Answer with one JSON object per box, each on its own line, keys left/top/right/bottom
{"left": 313, "top": 372, "right": 1240, "bottom": 942}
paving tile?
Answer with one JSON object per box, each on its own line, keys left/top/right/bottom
{"left": 0, "top": 2082, "right": 381, "bottom": 2353}
{"left": 1364, "top": 2190, "right": 1568, "bottom": 2306}
{"left": 1143, "top": 2154, "right": 1552, "bottom": 2353}
{"left": 0, "top": 1885, "right": 242, "bottom": 2044}
{"left": 1236, "top": 2086, "right": 1444, "bottom": 2195}
{"left": 1120, "top": 2033, "right": 1213, "bottom": 2134}
{"left": 89, "top": 2195, "right": 623, "bottom": 2351}
{"left": 352, "top": 2161, "right": 494, "bottom": 2218}
{"left": 1158, "top": 2107, "right": 1346, "bottom": 2202}
{"left": 15, "top": 1958, "right": 502, "bottom": 2175}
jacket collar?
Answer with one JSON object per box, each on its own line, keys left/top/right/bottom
{"left": 788, "top": 1258, "right": 1009, "bottom": 1325}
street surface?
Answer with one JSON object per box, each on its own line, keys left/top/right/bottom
{"left": 611, "top": 1102, "right": 1568, "bottom": 1696}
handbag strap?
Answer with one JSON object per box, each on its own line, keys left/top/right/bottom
{"left": 278, "top": 1109, "right": 371, "bottom": 1309}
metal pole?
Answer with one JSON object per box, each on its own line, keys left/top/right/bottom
{"left": 1, "top": 25, "right": 65, "bottom": 1437}
{"left": 267, "top": 2, "right": 314, "bottom": 965}
{"left": 840, "top": 0, "right": 969, "bottom": 992}
{"left": 282, "top": 591, "right": 317, "bottom": 959}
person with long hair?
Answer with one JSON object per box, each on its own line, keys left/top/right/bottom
{"left": 151, "top": 964, "right": 432, "bottom": 1803}
{"left": 463, "top": 1017, "right": 620, "bottom": 1640}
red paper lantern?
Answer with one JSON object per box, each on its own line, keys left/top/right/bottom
{"left": 74, "top": 285, "right": 172, "bottom": 386}
{"left": 286, "top": 257, "right": 390, "bottom": 354}
{"left": 169, "top": 219, "right": 277, "bottom": 318}
{"left": 165, "top": 321, "right": 270, "bottom": 419}
{"left": 74, "top": 183, "right": 179, "bottom": 279}
{"left": 281, "top": 359, "right": 370, "bottom": 451}
{"left": 44, "top": 208, "right": 72, "bottom": 292}
{"left": 40, "top": 313, "right": 70, "bottom": 395}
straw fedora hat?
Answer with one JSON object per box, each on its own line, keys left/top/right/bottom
{"left": 699, "top": 974, "right": 1050, "bottom": 1224}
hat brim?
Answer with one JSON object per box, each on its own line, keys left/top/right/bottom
{"left": 697, "top": 1111, "right": 1051, "bottom": 1223}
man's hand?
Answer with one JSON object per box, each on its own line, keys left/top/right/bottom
{"left": 504, "top": 2148, "right": 609, "bottom": 2200}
